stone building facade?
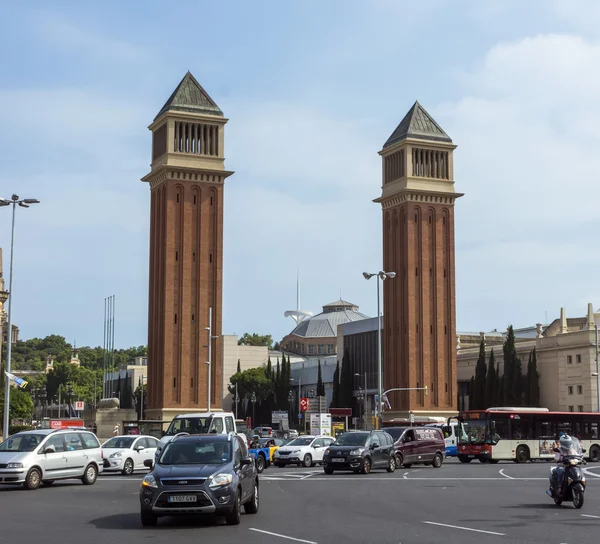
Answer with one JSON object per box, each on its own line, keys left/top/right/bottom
{"left": 457, "top": 304, "right": 600, "bottom": 413}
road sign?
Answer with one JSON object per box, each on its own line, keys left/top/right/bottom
{"left": 329, "top": 407, "right": 352, "bottom": 417}
{"left": 272, "top": 411, "right": 287, "bottom": 423}
{"left": 298, "top": 413, "right": 302, "bottom": 419}
{"left": 74, "top": 401, "right": 85, "bottom": 411}
{"left": 300, "top": 398, "right": 309, "bottom": 411}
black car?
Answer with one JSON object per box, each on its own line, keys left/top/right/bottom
{"left": 139, "top": 433, "right": 258, "bottom": 526}
{"left": 322, "top": 430, "right": 396, "bottom": 474}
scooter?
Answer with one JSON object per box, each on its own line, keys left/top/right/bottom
{"left": 547, "top": 447, "right": 587, "bottom": 509}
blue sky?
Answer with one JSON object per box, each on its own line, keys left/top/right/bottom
{"left": 2, "top": 0, "right": 600, "bottom": 348}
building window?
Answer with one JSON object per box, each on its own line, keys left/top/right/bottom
{"left": 327, "top": 344, "right": 335, "bottom": 354}
{"left": 568, "top": 386, "right": 573, "bottom": 395}
{"left": 576, "top": 354, "right": 582, "bottom": 363}
{"left": 308, "top": 345, "right": 315, "bottom": 355}
{"left": 569, "top": 406, "right": 574, "bottom": 412}
{"left": 578, "top": 406, "right": 584, "bottom": 412}
{"left": 318, "top": 344, "right": 325, "bottom": 355}
{"left": 567, "top": 355, "right": 573, "bottom": 364}
{"left": 577, "top": 385, "right": 583, "bottom": 395}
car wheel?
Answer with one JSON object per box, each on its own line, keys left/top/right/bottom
{"left": 82, "top": 463, "right": 98, "bottom": 485}
{"left": 432, "top": 453, "right": 443, "bottom": 468}
{"left": 225, "top": 488, "right": 242, "bottom": 525}
{"left": 324, "top": 467, "right": 334, "bottom": 475}
{"left": 303, "top": 454, "right": 312, "bottom": 468}
{"left": 140, "top": 511, "right": 158, "bottom": 527}
{"left": 387, "top": 455, "right": 396, "bottom": 473}
{"left": 255, "top": 454, "right": 266, "bottom": 473}
{"left": 41, "top": 480, "right": 54, "bottom": 486}
{"left": 244, "top": 480, "right": 259, "bottom": 514}
{"left": 396, "top": 453, "right": 403, "bottom": 467}
{"left": 23, "top": 468, "right": 41, "bottom": 490}
{"left": 122, "top": 458, "right": 134, "bottom": 476}
{"left": 362, "top": 457, "right": 371, "bottom": 474}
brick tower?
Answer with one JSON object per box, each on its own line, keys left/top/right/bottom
{"left": 375, "top": 102, "right": 462, "bottom": 420}
{"left": 142, "top": 72, "right": 233, "bottom": 420}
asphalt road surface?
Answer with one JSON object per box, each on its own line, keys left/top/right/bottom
{"left": 2, "top": 459, "right": 600, "bottom": 544}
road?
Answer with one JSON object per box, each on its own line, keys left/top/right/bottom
{"left": 2, "top": 459, "right": 600, "bottom": 544}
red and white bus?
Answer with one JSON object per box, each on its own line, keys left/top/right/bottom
{"left": 453, "top": 407, "right": 600, "bottom": 464}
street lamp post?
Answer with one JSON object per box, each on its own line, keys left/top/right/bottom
{"left": 291, "top": 376, "right": 302, "bottom": 429}
{"left": 0, "top": 194, "right": 40, "bottom": 439}
{"left": 139, "top": 375, "right": 147, "bottom": 421}
{"left": 205, "top": 307, "right": 219, "bottom": 411}
{"left": 0, "top": 289, "right": 8, "bottom": 392}
{"left": 250, "top": 391, "right": 257, "bottom": 427}
{"left": 228, "top": 382, "right": 239, "bottom": 419}
{"left": 363, "top": 271, "right": 396, "bottom": 430}
{"left": 355, "top": 372, "right": 367, "bottom": 430}
{"left": 595, "top": 325, "right": 600, "bottom": 413}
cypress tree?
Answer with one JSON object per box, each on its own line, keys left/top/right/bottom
{"left": 275, "top": 360, "right": 281, "bottom": 406}
{"left": 469, "top": 376, "right": 475, "bottom": 410}
{"left": 330, "top": 361, "right": 340, "bottom": 408}
{"left": 473, "top": 338, "right": 487, "bottom": 409}
{"left": 266, "top": 356, "right": 272, "bottom": 380}
{"left": 495, "top": 361, "right": 503, "bottom": 406}
{"left": 484, "top": 349, "right": 496, "bottom": 409}
{"left": 503, "top": 326, "right": 520, "bottom": 405}
{"left": 317, "top": 360, "right": 325, "bottom": 397}
{"left": 237, "top": 359, "right": 241, "bottom": 374}
{"left": 527, "top": 348, "right": 540, "bottom": 407}
{"left": 339, "top": 350, "right": 353, "bottom": 409}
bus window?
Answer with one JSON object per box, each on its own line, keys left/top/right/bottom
{"left": 490, "top": 419, "right": 508, "bottom": 441}
{"left": 583, "top": 419, "right": 599, "bottom": 439}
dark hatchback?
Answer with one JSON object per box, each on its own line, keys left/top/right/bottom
{"left": 139, "top": 433, "right": 258, "bottom": 526}
{"left": 322, "top": 430, "right": 396, "bottom": 474}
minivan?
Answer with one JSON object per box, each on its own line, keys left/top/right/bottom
{"left": 385, "top": 426, "right": 446, "bottom": 468}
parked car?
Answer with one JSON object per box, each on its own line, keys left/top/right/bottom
{"left": 322, "top": 430, "right": 396, "bottom": 474}
{"left": 0, "top": 428, "right": 104, "bottom": 490}
{"left": 273, "top": 435, "right": 335, "bottom": 467}
{"left": 139, "top": 433, "right": 258, "bottom": 527}
{"left": 252, "top": 427, "right": 273, "bottom": 438}
{"left": 385, "top": 426, "right": 446, "bottom": 468}
{"left": 102, "top": 435, "right": 160, "bottom": 475}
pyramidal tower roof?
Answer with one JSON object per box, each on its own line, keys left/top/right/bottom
{"left": 154, "top": 71, "right": 223, "bottom": 120}
{"left": 383, "top": 101, "right": 452, "bottom": 148}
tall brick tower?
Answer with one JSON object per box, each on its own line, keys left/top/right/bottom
{"left": 375, "top": 102, "right": 462, "bottom": 420}
{"left": 142, "top": 72, "right": 233, "bottom": 420}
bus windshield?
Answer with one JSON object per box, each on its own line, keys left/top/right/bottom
{"left": 459, "top": 419, "right": 488, "bottom": 444}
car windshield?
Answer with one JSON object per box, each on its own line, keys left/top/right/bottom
{"left": 159, "top": 440, "right": 231, "bottom": 465}
{"left": 0, "top": 434, "right": 44, "bottom": 452}
{"left": 334, "top": 433, "right": 369, "bottom": 446}
{"left": 103, "top": 437, "right": 135, "bottom": 449}
{"left": 286, "top": 437, "right": 314, "bottom": 447}
{"left": 385, "top": 428, "right": 406, "bottom": 441}
{"left": 165, "top": 417, "right": 214, "bottom": 436}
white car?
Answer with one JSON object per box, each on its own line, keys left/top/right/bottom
{"left": 273, "top": 435, "right": 335, "bottom": 467}
{"left": 102, "top": 435, "right": 159, "bottom": 475}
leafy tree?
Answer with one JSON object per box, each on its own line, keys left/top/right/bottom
{"left": 317, "top": 360, "right": 325, "bottom": 397}
{"left": 237, "top": 333, "right": 274, "bottom": 349}
{"left": 0, "top": 387, "right": 34, "bottom": 422}
{"left": 472, "top": 338, "right": 487, "bottom": 409}
{"left": 484, "top": 349, "right": 496, "bottom": 409}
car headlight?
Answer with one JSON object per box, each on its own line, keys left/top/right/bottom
{"left": 6, "top": 462, "right": 23, "bottom": 469}
{"left": 142, "top": 474, "right": 158, "bottom": 488}
{"left": 291, "top": 450, "right": 300, "bottom": 454}
{"left": 209, "top": 473, "right": 233, "bottom": 489}
{"left": 110, "top": 452, "right": 122, "bottom": 458}
{"left": 324, "top": 449, "right": 330, "bottom": 455}
{"left": 349, "top": 448, "right": 365, "bottom": 456}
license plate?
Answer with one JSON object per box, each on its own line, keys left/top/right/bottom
{"left": 468, "top": 455, "right": 475, "bottom": 458}
{"left": 332, "top": 458, "right": 345, "bottom": 463}
{"left": 168, "top": 495, "right": 197, "bottom": 503}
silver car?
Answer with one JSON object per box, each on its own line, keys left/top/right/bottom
{"left": 0, "top": 428, "right": 104, "bottom": 490}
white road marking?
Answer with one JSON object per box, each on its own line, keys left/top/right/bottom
{"left": 499, "top": 469, "right": 514, "bottom": 479}
{"left": 403, "top": 472, "right": 409, "bottom": 479}
{"left": 583, "top": 467, "right": 600, "bottom": 478}
{"left": 581, "top": 513, "right": 600, "bottom": 519}
{"left": 249, "top": 528, "right": 317, "bottom": 543}
{"left": 423, "top": 521, "right": 505, "bottom": 536}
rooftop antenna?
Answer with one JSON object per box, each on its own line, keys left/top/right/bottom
{"left": 284, "top": 269, "right": 313, "bottom": 325}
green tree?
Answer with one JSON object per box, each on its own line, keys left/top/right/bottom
{"left": 237, "top": 333, "right": 274, "bottom": 349}
{"left": 317, "top": 360, "right": 325, "bottom": 397}
{"left": 484, "top": 349, "right": 496, "bottom": 408}
{"left": 472, "top": 338, "right": 487, "bottom": 409}
{"left": 0, "top": 387, "right": 34, "bottom": 422}
{"left": 330, "top": 361, "right": 340, "bottom": 408}
{"left": 503, "top": 326, "right": 522, "bottom": 405}
{"left": 495, "top": 362, "right": 503, "bottom": 406}
{"left": 237, "top": 359, "right": 241, "bottom": 374}
{"left": 339, "top": 350, "right": 354, "bottom": 409}
{"left": 526, "top": 348, "right": 540, "bottom": 407}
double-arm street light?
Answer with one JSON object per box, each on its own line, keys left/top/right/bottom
{"left": 363, "top": 271, "right": 396, "bottom": 429}
{"left": 1, "top": 195, "right": 40, "bottom": 439}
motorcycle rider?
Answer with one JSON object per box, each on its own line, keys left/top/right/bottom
{"left": 547, "top": 434, "right": 578, "bottom": 497}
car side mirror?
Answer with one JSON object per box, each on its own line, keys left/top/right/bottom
{"left": 44, "top": 446, "right": 55, "bottom": 454}
{"left": 371, "top": 443, "right": 379, "bottom": 449}
{"left": 143, "top": 459, "right": 153, "bottom": 468}
{"left": 136, "top": 446, "right": 145, "bottom": 452}
{"left": 240, "top": 457, "right": 252, "bottom": 466}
